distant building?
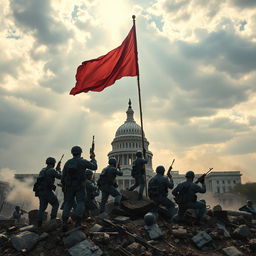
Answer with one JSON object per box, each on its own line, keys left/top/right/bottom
{"left": 107, "top": 99, "right": 154, "bottom": 190}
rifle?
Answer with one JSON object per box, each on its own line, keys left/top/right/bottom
{"left": 90, "top": 135, "right": 95, "bottom": 156}
{"left": 101, "top": 218, "right": 165, "bottom": 253}
{"left": 20, "top": 209, "right": 28, "bottom": 214}
{"left": 167, "top": 158, "right": 175, "bottom": 178}
{"left": 195, "top": 167, "right": 213, "bottom": 184}
{"left": 56, "top": 154, "right": 64, "bottom": 172}
{"left": 90, "top": 136, "right": 95, "bottom": 181}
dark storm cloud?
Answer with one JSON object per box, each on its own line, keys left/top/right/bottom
{"left": 10, "top": 0, "right": 72, "bottom": 46}
{"left": 208, "top": 117, "right": 248, "bottom": 131}
{"left": 178, "top": 30, "right": 256, "bottom": 76}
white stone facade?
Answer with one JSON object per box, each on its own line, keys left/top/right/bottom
{"left": 107, "top": 100, "right": 154, "bottom": 190}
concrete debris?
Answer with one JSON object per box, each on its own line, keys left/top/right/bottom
{"left": 223, "top": 246, "right": 243, "bottom": 256}
{"left": 127, "top": 242, "right": 146, "bottom": 254}
{"left": 0, "top": 233, "right": 8, "bottom": 245}
{"left": 19, "top": 224, "right": 36, "bottom": 232}
{"left": 172, "top": 227, "right": 189, "bottom": 238}
{"left": 68, "top": 239, "right": 103, "bottom": 256}
{"left": 248, "top": 238, "right": 256, "bottom": 251}
{"left": 192, "top": 231, "right": 212, "bottom": 248}
{"left": 11, "top": 231, "right": 39, "bottom": 251}
{"left": 233, "top": 224, "right": 251, "bottom": 239}
{"left": 216, "top": 223, "right": 231, "bottom": 238}
{"left": 114, "top": 216, "right": 130, "bottom": 223}
{"left": 144, "top": 223, "right": 163, "bottom": 239}
{"left": 63, "top": 230, "right": 86, "bottom": 248}
{"left": 90, "top": 224, "right": 103, "bottom": 232}
{"left": 42, "top": 219, "right": 60, "bottom": 233}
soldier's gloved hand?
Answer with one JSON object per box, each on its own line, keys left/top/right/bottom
{"left": 90, "top": 152, "right": 95, "bottom": 159}
{"left": 200, "top": 176, "right": 205, "bottom": 184}
{"left": 56, "top": 164, "right": 61, "bottom": 172}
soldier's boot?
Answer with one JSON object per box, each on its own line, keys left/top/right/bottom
{"left": 138, "top": 193, "right": 143, "bottom": 200}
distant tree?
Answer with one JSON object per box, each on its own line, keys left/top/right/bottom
{"left": 231, "top": 183, "right": 256, "bottom": 201}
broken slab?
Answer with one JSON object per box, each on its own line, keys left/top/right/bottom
{"left": 19, "top": 225, "right": 36, "bottom": 232}
{"left": 172, "top": 228, "right": 189, "bottom": 238}
{"left": 192, "top": 231, "right": 212, "bottom": 249}
{"left": 121, "top": 190, "right": 140, "bottom": 201}
{"left": 127, "top": 242, "right": 146, "bottom": 254}
{"left": 216, "top": 223, "right": 231, "bottom": 238}
{"left": 223, "top": 246, "right": 243, "bottom": 256}
{"left": 63, "top": 230, "right": 86, "bottom": 248}
{"left": 114, "top": 216, "right": 130, "bottom": 223}
{"left": 11, "top": 231, "right": 39, "bottom": 251}
{"left": 144, "top": 223, "right": 163, "bottom": 240}
{"left": 233, "top": 224, "right": 251, "bottom": 239}
{"left": 90, "top": 224, "right": 103, "bottom": 232}
{"left": 121, "top": 200, "right": 155, "bottom": 217}
{"left": 42, "top": 219, "right": 60, "bottom": 233}
{"left": 68, "top": 239, "right": 103, "bottom": 256}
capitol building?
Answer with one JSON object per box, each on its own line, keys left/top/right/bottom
{"left": 107, "top": 99, "right": 154, "bottom": 190}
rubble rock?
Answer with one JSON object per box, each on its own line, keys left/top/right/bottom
{"left": 42, "top": 219, "right": 60, "bottom": 233}
{"left": 213, "top": 205, "right": 222, "bottom": 212}
{"left": 192, "top": 231, "right": 212, "bottom": 249}
{"left": 127, "top": 242, "right": 146, "bottom": 254}
{"left": 11, "top": 231, "right": 39, "bottom": 251}
{"left": 0, "top": 233, "right": 8, "bottom": 246}
{"left": 37, "top": 232, "right": 49, "bottom": 241}
{"left": 249, "top": 238, "right": 256, "bottom": 251}
{"left": 227, "top": 211, "right": 252, "bottom": 222}
{"left": 63, "top": 230, "right": 86, "bottom": 248}
{"left": 0, "top": 219, "right": 16, "bottom": 228}
{"left": 68, "top": 239, "right": 103, "bottom": 256}
{"left": 172, "top": 227, "right": 189, "bottom": 238}
{"left": 233, "top": 225, "right": 251, "bottom": 239}
{"left": 144, "top": 223, "right": 163, "bottom": 240}
{"left": 90, "top": 224, "right": 103, "bottom": 232}
{"left": 216, "top": 223, "right": 231, "bottom": 238}
{"left": 223, "top": 246, "right": 243, "bottom": 256}
{"left": 121, "top": 200, "right": 155, "bottom": 217}
{"left": 121, "top": 190, "right": 141, "bottom": 201}
{"left": 114, "top": 216, "right": 130, "bottom": 223}
{"left": 28, "top": 210, "right": 47, "bottom": 225}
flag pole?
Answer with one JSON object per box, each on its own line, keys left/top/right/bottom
{"left": 132, "top": 15, "right": 148, "bottom": 197}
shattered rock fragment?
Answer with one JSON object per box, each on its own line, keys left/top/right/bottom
{"left": 191, "top": 231, "right": 212, "bottom": 249}
{"left": 233, "top": 225, "right": 251, "bottom": 239}
{"left": 172, "top": 227, "right": 189, "bottom": 238}
{"left": 144, "top": 223, "right": 163, "bottom": 240}
{"left": 63, "top": 230, "right": 86, "bottom": 248}
{"left": 11, "top": 231, "right": 39, "bottom": 251}
{"left": 68, "top": 239, "right": 103, "bottom": 256}
{"left": 223, "top": 246, "right": 243, "bottom": 256}
{"left": 90, "top": 224, "right": 103, "bottom": 232}
{"left": 114, "top": 216, "right": 130, "bottom": 223}
{"left": 127, "top": 242, "right": 146, "bottom": 254}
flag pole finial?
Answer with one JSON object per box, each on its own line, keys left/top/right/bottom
{"left": 132, "top": 15, "right": 136, "bottom": 20}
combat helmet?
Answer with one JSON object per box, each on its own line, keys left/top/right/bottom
{"left": 46, "top": 157, "right": 56, "bottom": 165}
{"left": 71, "top": 146, "right": 82, "bottom": 155}
{"left": 144, "top": 212, "right": 156, "bottom": 226}
{"left": 136, "top": 151, "right": 143, "bottom": 158}
{"left": 156, "top": 165, "right": 165, "bottom": 175}
{"left": 108, "top": 158, "right": 117, "bottom": 166}
{"left": 185, "top": 170, "right": 195, "bottom": 179}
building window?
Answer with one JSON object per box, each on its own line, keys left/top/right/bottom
{"left": 233, "top": 180, "right": 236, "bottom": 184}
{"left": 217, "top": 180, "right": 219, "bottom": 184}
{"left": 222, "top": 180, "right": 225, "bottom": 184}
{"left": 217, "top": 187, "right": 220, "bottom": 193}
{"left": 223, "top": 187, "right": 225, "bottom": 193}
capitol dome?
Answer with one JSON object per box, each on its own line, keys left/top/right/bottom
{"left": 108, "top": 99, "right": 153, "bottom": 191}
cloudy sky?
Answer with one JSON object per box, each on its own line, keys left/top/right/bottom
{"left": 0, "top": 0, "right": 256, "bottom": 182}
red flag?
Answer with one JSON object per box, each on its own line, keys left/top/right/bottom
{"left": 70, "top": 25, "right": 138, "bottom": 95}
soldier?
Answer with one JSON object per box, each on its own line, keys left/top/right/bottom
{"left": 148, "top": 165, "right": 176, "bottom": 220}
{"left": 172, "top": 170, "right": 206, "bottom": 225}
{"left": 84, "top": 169, "right": 99, "bottom": 217}
{"left": 61, "top": 146, "right": 97, "bottom": 229}
{"left": 98, "top": 158, "right": 123, "bottom": 213}
{"left": 128, "top": 150, "right": 147, "bottom": 200}
{"left": 12, "top": 206, "right": 24, "bottom": 223}
{"left": 36, "top": 157, "right": 61, "bottom": 227}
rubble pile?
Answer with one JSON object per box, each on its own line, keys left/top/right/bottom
{"left": 0, "top": 191, "right": 256, "bottom": 256}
